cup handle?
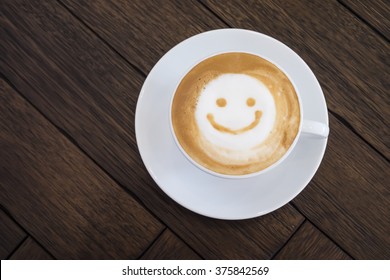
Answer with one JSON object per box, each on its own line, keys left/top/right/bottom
{"left": 302, "top": 120, "right": 329, "bottom": 138}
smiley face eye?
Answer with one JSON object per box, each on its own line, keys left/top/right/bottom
{"left": 216, "top": 98, "right": 227, "bottom": 107}
{"left": 246, "top": 98, "right": 255, "bottom": 107}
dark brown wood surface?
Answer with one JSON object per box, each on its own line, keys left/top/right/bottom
{"left": 9, "top": 237, "right": 53, "bottom": 260}
{"left": 141, "top": 230, "right": 201, "bottom": 260}
{"left": 1, "top": 0, "right": 389, "bottom": 259}
{"left": 274, "top": 221, "right": 351, "bottom": 260}
{"left": 341, "top": 0, "right": 390, "bottom": 40}
{"left": 0, "top": 209, "right": 26, "bottom": 259}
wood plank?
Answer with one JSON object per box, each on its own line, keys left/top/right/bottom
{"left": 274, "top": 221, "right": 351, "bottom": 259}
{"left": 200, "top": 0, "right": 389, "bottom": 159}
{"left": 340, "top": 0, "right": 390, "bottom": 40}
{"left": 0, "top": 79, "right": 163, "bottom": 259}
{"left": 292, "top": 114, "right": 390, "bottom": 259}
{"left": 0, "top": 209, "right": 26, "bottom": 259}
{"left": 9, "top": 237, "right": 53, "bottom": 260}
{"left": 0, "top": 0, "right": 304, "bottom": 259}
{"left": 59, "top": 0, "right": 226, "bottom": 74}
{"left": 141, "top": 229, "right": 201, "bottom": 260}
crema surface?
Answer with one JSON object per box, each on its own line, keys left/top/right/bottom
{"left": 172, "top": 53, "right": 300, "bottom": 175}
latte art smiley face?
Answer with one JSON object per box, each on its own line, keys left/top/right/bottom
{"left": 195, "top": 74, "right": 276, "bottom": 151}
{"left": 171, "top": 53, "right": 300, "bottom": 175}
{"left": 208, "top": 98, "right": 262, "bottom": 135}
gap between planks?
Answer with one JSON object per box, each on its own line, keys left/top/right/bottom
{"left": 289, "top": 202, "right": 355, "bottom": 259}
{"left": 57, "top": 0, "right": 145, "bottom": 78}
{"left": 269, "top": 218, "right": 306, "bottom": 259}
{"left": 0, "top": 204, "right": 56, "bottom": 260}
{"left": 338, "top": 0, "right": 389, "bottom": 43}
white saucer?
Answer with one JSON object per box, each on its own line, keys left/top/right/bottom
{"left": 135, "top": 29, "right": 328, "bottom": 220}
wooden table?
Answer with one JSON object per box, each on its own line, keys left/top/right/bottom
{"left": 1, "top": 0, "right": 389, "bottom": 260}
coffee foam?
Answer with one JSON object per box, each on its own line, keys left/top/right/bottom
{"left": 171, "top": 53, "right": 300, "bottom": 175}
{"left": 196, "top": 73, "right": 276, "bottom": 152}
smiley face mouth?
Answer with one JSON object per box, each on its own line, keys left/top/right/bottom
{"left": 207, "top": 110, "right": 262, "bottom": 135}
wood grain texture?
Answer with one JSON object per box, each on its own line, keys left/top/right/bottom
{"left": 274, "top": 221, "right": 351, "bottom": 259}
{"left": 201, "top": 0, "right": 389, "bottom": 159}
{"left": 340, "top": 0, "right": 390, "bottom": 40}
{"left": 292, "top": 114, "right": 390, "bottom": 259}
{"left": 0, "top": 209, "right": 26, "bottom": 259}
{"left": 60, "top": 0, "right": 226, "bottom": 74}
{"left": 0, "top": 79, "right": 163, "bottom": 259}
{"left": 9, "top": 237, "right": 53, "bottom": 260}
{"left": 141, "top": 229, "right": 201, "bottom": 260}
{"left": 0, "top": 0, "right": 304, "bottom": 259}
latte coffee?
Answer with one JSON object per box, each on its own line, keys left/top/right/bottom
{"left": 171, "top": 52, "right": 300, "bottom": 175}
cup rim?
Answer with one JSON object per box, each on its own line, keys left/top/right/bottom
{"left": 169, "top": 51, "right": 303, "bottom": 179}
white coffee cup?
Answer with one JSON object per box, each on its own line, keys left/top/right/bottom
{"left": 169, "top": 52, "right": 329, "bottom": 179}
